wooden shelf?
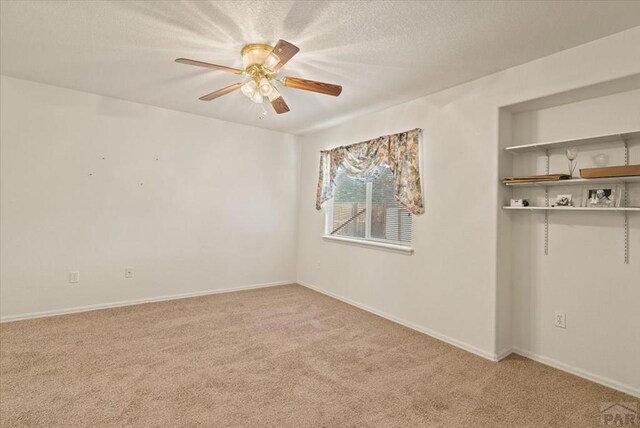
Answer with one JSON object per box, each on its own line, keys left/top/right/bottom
{"left": 503, "top": 206, "right": 640, "bottom": 212}
{"left": 504, "top": 130, "right": 640, "bottom": 153}
{"left": 503, "top": 176, "right": 640, "bottom": 187}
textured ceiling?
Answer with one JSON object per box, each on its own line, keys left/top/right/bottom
{"left": 1, "top": 1, "right": 639, "bottom": 134}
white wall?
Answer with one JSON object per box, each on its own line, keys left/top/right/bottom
{"left": 0, "top": 75, "right": 298, "bottom": 319}
{"left": 296, "top": 95, "right": 501, "bottom": 359}
{"left": 295, "top": 26, "right": 640, "bottom": 394}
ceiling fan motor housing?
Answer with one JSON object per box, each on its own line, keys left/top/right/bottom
{"left": 241, "top": 43, "right": 279, "bottom": 79}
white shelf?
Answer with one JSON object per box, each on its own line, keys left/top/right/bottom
{"left": 503, "top": 206, "right": 640, "bottom": 212}
{"left": 503, "top": 128, "right": 638, "bottom": 263}
{"left": 504, "top": 130, "right": 640, "bottom": 153}
{"left": 504, "top": 176, "right": 640, "bottom": 187}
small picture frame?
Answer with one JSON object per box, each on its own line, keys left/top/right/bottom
{"left": 582, "top": 185, "right": 622, "bottom": 208}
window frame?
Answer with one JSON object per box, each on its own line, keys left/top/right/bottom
{"left": 323, "top": 177, "right": 414, "bottom": 254}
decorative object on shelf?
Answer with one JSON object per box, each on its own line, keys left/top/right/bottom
{"left": 501, "top": 174, "right": 570, "bottom": 184}
{"left": 592, "top": 153, "right": 609, "bottom": 167}
{"left": 580, "top": 164, "right": 640, "bottom": 179}
{"left": 565, "top": 147, "right": 578, "bottom": 177}
{"left": 552, "top": 194, "right": 574, "bottom": 207}
{"left": 582, "top": 185, "right": 622, "bottom": 208}
{"left": 510, "top": 199, "right": 529, "bottom": 207}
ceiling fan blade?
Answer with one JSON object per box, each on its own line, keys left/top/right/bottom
{"left": 271, "top": 96, "right": 290, "bottom": 114}
{"left": 270, "top": 40, "right": 300, "bottom": 71}
{"left": 281, "top": 77, "right": 342, "bottom": 96}
{"left": 199, "top": 82, "right": 243, "bottom": 101}
{"left": 175, "top": 58, "right": 243, "bottom": 75}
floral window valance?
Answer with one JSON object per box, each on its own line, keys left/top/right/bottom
{"left": 316, "top": 128, "right": 424, "bottom": 215}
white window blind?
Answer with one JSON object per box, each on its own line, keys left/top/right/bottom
{"left": 327, "top": 167, "right": 412, "bottom": 246}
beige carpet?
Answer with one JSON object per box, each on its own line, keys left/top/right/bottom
{"left": 0, "top": 284, "right": 635, "bottom": 427}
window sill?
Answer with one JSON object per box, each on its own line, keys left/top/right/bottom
{"left": 322, "top": 235, "right": 414, "bottom": 255}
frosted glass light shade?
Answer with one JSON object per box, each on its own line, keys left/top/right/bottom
{"left": 263, "top": 53, "right": 280, "bottom": 71}
{"left": 241, "top": 80, "right": 258, "bottom": 98}
{"left": 258, "top": 78, "right": 273, "bottom": 96}
{"left": 251, "top": 91, "right": 263, "bottom": 103}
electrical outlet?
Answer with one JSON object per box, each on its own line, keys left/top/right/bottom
{"left": 315, "top": 260, "right": 321, "bottom": 270}
{"left": 125, "top": 267, "right": 134, "bottom": 278}
{"left": 554, "top": 311, "right": 566, "bottom": 329}
{"left": 69, "top": 271, "right": 80, "bottom": 284}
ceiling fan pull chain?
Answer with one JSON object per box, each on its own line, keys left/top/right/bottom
{"left": 259, "top": 102, "right": 268, "bottom": 119}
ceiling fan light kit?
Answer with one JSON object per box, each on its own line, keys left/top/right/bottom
{"left": 258, "top": 77, "right": 272, "bottom": 97}
{"left": 240, "top": 79, "right": 258, "bottom": 98}
{"left": 175, "top": 40, "right": 342, "bottom": 115}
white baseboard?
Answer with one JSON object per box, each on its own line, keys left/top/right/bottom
{"left": 0, "top": 280, "right": 292, "bottom": 323}
{"left": 297, "top": 281, "right": 639, "bottom": 398}
{"left": 496, "top": 348, "right": 514, "bottom": 361}
{"left": 511, "top": 347, "right": 639, "bottom": 399}
{"left": 297, "top": 280, "right": 498, "bottom": 361}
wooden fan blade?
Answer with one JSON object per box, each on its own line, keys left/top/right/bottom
{"left": 281, "top": 77, "right": 342, "bottom": 96}
{"left": 199, "top": 82, "right": 243, "bottom": 101}
{"left": 270, "top": 96, "right": 290, "bottom": 114}
{"left": 270, "top": 40, "right": 300, "bottom": 71}
{"left": 175, "top": 58, "right": 243, "bottom": 75}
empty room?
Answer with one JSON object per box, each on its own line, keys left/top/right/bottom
{"left": 1, "top": 1, "right": 639, "bottom": 427}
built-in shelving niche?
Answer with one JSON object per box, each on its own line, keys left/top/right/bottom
{"left": 499, "top": 75, "right": 640, "bottom": 263}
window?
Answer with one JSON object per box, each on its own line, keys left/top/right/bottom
{"left": 325, "top": 167, "right": 412, "bottom": 247}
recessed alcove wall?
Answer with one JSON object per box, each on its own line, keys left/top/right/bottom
{"left": 497, "top": 75, "right": 640, "bottom": 395}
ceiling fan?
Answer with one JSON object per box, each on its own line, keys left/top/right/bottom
{"left": 175, "top": 40, "right": 342, "bottom": 116}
